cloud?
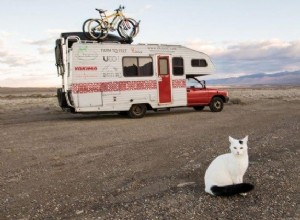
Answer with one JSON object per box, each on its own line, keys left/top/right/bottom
{"left": 218, "top": 39, "right": 300, "bottom": 60}
{"left": 136, "top": 4, "right": 152, "bottom": 15}
{"left": 143, "top": 4, "right": 152, "bottom": 10}
{"left": 0, "top": 31, "right": 14, "bottom": 39}
{"left": 0, "top": 30, "right": 58, "bottom": 86}
{"left": 0, "top": 49, "right": 8, "bottom": 57}
{"left": 37, "top": 47, "right": 53, "bottom": 55}
{"left": 22, "top": 29, "right": 69, "bottom": 55}
{"left": 0, "top": 47, "right": 40, "bottom": 67}
{"left": 46, "top": 29, "right": 70, "bottom": 37}
{"left": 4, "top": 55, "right": 39, "bottom": 66}
{"left": 0, "top": 31, "right": 13, "bottom": 47}
{"left": 185, "top": 39, "right": 226, "bottom": 56}
{"left": 23, "top": 29, "right": 69, "bottom": 45}
{"left": 0, "top": 32, "right": 41, "bottom": 67}
{"left": 23, "top": 38, "right": 52, "bottom": 46}
{"left": 185, "top": 39, "right": 300, "bottom": 76}
{"left": 0, "top": 65, "right": 59, "bottom": 87}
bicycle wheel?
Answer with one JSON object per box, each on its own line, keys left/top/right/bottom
{"left": 82, "top": 18, "right": 93, "bottom": 39}
{"left": 88, "top": 19, "right": 109, "bottom": 40}
{"left": 128, "top": 18, "right": 140, "bottom": 37}
{"left": 117, "top": 18, "right": 139, "bottom": 39}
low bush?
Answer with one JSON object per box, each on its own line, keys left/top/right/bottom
{"left": 229, "top": 98, "right": 243, "bottom": 104}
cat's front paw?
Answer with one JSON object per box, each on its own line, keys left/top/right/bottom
{"left": 239, "top": 193, "right": 247, "bottom": 196}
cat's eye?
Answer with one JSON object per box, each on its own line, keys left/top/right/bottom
{"left": 234, "top": 147, "right": 237, "bottom": 149}
{"left": 240, "top": 147, "right": 243, "bottom": 149}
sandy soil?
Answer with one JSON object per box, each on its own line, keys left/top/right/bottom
{"left": 0, "top": 86, "right": 299, "bottom": 219}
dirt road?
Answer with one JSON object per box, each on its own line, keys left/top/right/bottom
{"left": 0, "top": 87, "right": 299, "bottom": 219}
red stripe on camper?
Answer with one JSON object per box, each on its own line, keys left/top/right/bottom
{"left": 72, "top": 80, "right": 157, "bottom": 94}
{"left": 72, "top": 79, "right": 186, "bottom": 94}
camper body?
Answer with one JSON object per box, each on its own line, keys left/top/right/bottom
{"left": 55, "top": 33, "right": 228, "bottom": 118}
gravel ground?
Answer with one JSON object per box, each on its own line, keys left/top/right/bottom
{"left": 0, "top": 87, "right": 299, "bottom": 219}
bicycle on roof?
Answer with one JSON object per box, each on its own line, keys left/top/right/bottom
{"left": 83, "top": 5, "right": 140, "bottom": 40}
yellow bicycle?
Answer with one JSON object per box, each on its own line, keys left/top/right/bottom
{"left": 83, "top": 5, "right": 140, "bottom": 40}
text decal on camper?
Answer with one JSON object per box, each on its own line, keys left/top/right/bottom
{"left": 75, "top": 66, "right": 97, "bottom": 71}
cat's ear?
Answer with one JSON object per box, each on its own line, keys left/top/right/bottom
{"left": 229, "top": 136, "right": 234, "bottom": 143}
{"left": 243, "top": 135, "right": 248, "bottom": 143}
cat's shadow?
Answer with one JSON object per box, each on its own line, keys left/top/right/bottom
{"left": 176, "top": 165, "right": 207, "bottom": 196}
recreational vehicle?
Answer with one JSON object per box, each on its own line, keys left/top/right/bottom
{"left": 55, "top": 33, "right": 229, "bottom": 118}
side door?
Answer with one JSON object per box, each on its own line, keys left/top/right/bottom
{"left": 187, "top": 78, "right": 210, "bottom": 105}
{"left": 157, "top": 55, "right": 172, "bottom": 104}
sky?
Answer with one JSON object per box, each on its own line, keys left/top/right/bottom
{"left": 0, "top": 0, "right": 300, "bottom": 87}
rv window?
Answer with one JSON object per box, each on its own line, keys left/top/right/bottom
{"left": 123, "top": 57, "right": 153, "bottom": 77}
{"left": 191, "top": 59, "right": 208, "bottom": 67}
{"left": 172, "top": 57, "right": 184, "bottom": 76}
{"left": 123, "top": 58, "right": 138, "bottom": 76}
{"left": 138, "top": 58, "right": 153, "bottom": 76}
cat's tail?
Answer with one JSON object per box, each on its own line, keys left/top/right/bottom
{"left": 211, "top": 183, "right": 254, "bottom": 196}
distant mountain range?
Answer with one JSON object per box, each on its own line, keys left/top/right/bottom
{"left": 206, "top": 70, "right": 300, "bottom": 85}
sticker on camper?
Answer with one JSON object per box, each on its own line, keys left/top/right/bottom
{"left": 101, "top": 49, "right": 127, "bottom": 53}
{"left": 131, "top": 48, "right": 142, "bottom": 53}
{"left": 103, "top": 56, "right": 119, "bottom": 62}
{"left": 75, "top": 66, "right": 98, "bottom": 71}
{"left": 101, "top": 65, "right": 121, "bottom": 78}
{"left": 76, "top": 46, "right": 98, "bottom": 60}
{"left": 147, "top": 45, "right": 177, "bottom": 52}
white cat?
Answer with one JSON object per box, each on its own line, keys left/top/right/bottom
{"left": 204, "top": 135, "right": 254, "bottom": 196}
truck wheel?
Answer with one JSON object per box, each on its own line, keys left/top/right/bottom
{"left": 128, "top": 104, "right": 147, "bottom": 118}
{"left": 209, "top": 97, "right": 224, "bottom": 112}
{"left": 193, "top": 106, "right": 205, "bottom": 111}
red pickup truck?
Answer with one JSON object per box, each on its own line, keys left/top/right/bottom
{"left": 187, "top": 76, "right": 229, "bottom": 112}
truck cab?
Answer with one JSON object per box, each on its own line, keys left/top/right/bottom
{"left": 186, "top": 76, "right": 229, "bottom": 112}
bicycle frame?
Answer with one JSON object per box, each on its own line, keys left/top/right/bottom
{"left": 101, "top": 10, "right": 126, "bottom": 30}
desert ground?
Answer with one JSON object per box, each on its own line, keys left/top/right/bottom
{"left": 0, "top": 86, "right": 299, "bottom": 219}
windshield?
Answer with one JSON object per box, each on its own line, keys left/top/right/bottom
{"left": 186, "top": 77, "right": 205, "bottom": 88}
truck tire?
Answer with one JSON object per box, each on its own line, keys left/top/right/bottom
{"left": 128, "top": 104, "right": 147, "bottom": 118}
{"left": 193, "top": 106, "right": 205, "bottom": 111}
{"left": 209, "top": 97, "right": 224, "bottom": 112}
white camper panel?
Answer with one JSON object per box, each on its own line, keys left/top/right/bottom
{"left": 66, "top": 41, "right": 214, "bottom": 112}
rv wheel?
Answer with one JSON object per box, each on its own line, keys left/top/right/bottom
{"left": 128, "top": 104, "right": 147, "bottom": 118}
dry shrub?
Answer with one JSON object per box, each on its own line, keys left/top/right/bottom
{"left": 229, "top": 98, "right": 243, "bottom": 104}
{"left": 3, "top": 94, "right": 55, "bottom": 99}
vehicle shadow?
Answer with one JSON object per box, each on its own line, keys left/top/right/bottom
{"left": 61, "top": 107, "right": 212, "bottom": 121}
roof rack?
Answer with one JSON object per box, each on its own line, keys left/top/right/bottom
{"left": 60, "top": 32, "right": 133, "bottom": 46}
